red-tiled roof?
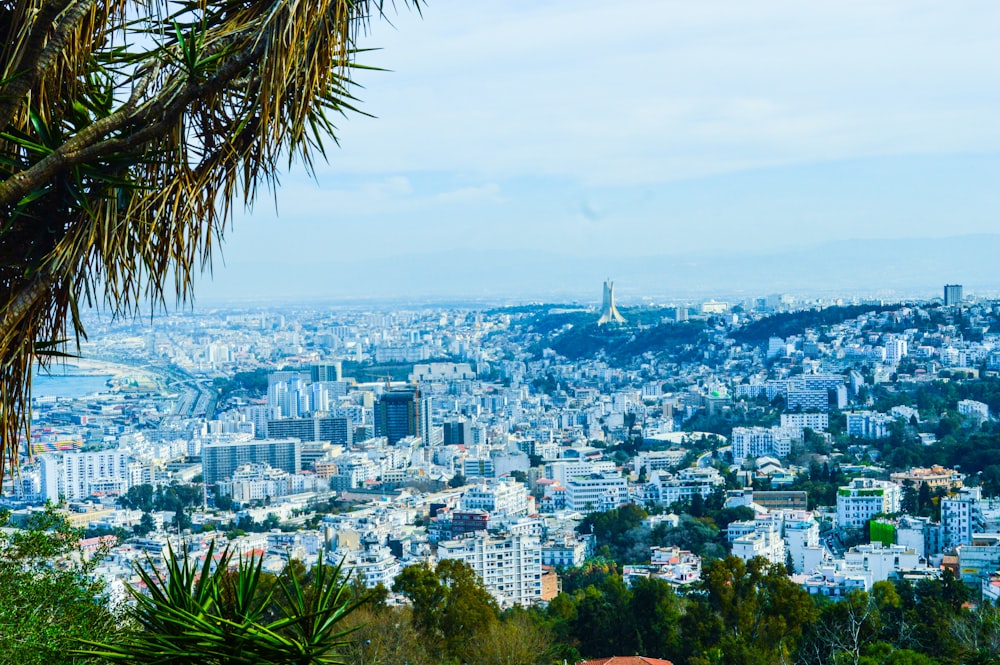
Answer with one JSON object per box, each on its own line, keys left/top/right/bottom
{"left": 579, "top": 658, "right": 674, "bottom": 665}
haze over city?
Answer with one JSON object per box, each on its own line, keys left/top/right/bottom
{"left": 195, "top": 1, "right": 1000, "bottom": 302}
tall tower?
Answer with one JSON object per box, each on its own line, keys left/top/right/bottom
{"left": 374, "top": 387, "right": 420, "bottom": 444}
{"left": 944, "top": 284, "right": 963, "bottom": 306}
{"left": 597, "top": 279, "right": 625, "bottom": 326}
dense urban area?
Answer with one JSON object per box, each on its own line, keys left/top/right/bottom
{"left": 4, "top": 283, "right": 1000, "bottom": 665}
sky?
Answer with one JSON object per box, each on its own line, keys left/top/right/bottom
{"left": 198, "top": 1, "right": 1000, "bottom": 301}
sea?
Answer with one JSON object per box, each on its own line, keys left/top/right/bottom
{"left": 32, "top": 371, "right": 113, "bottom": 399}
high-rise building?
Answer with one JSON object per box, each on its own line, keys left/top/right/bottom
{"left": 944, "top": 284, "right": 963, "bottom": 306}
{"left": 311, "top": 361, "right": 343, "bottom": 383}
{"left": 265, "top": 416, "right": 352, "bottom": 445}
{"left": 374, "top": 387, "right": 420, "bottom": 444}
{"left": 443, "top": 418, "right": 472, "bottom": 445}
{"left": 419, "top": 394, "right": 433, "bottom": 445}
{"left": 437, "top": 532, "right": 543, "bottom": 607}
{"left": 202, "top": 437, "right": 301, "bottom": 485}
{"left": 61, "top": 450, "right": 130, "bottom": 500}
{"left": 596, "top": 279, "right": 625, "bottom": 326}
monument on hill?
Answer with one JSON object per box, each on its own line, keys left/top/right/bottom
{"left": 597, "top": 279, "right": 626, "bottom": 326}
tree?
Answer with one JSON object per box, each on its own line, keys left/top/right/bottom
{"left": 0, "top": 505, "right": 117, "bottom": 665}
{"left": 0, "top": 0, "right": 418, "bottom": 481}
{"left": 79, "top": 542, "right": 364, "bottom": 664}
{"left": 392, "top": 559, "right": 500, "bottom": 662}
{"left": 690, "top": 556, "right": 817, "bottom": 665}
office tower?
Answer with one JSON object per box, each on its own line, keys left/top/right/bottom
{"left": 311, "top": 361, "right": 343, "bottom": 382}
{"left": 443, "top": 418, "right": 473, "bottom": 445}
{"left": 596, "top": 279, "right": 625, "bottom": 325}
{"left": 419, "top": 394, "right": 433, "bottom": 444}
{"left": 374, "top": 387, "right": 420, "bottom": 444}
{"left": 944, "top": 284, "right": 963, "bottom": 306}
{"left": 202, "top": 437, "right": 301, "bottom": 485}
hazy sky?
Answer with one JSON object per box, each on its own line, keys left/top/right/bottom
{"left": 200, "top": 1, "right": 1000, "bottom": 299}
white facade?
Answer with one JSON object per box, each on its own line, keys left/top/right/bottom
{"left": 460, "top": 478, "right": 530, "bottom": 518}
{"left": 732, "top": 523, "right": 785, "bottom": 565}
{"left": 779, "top": 412, "right": 829, "bottom": 433}
{"left": 784, "top": 514, "right": 821, "bottom": 573}
{"left": 958, "top": 399, "right": 989, "bottom": 423}
{"left": 845, "top": 411, "right": 893, "bottom": 440}
{"left": 62, "top": 450, "right": 130, "bottom": 500}
{"left": 650, "top": 467, "right": 725, "bottom": 505}
{"left": 843, "top": 543, "right": 924, "bottom": 583}
{"left": 941, "top": 487, "right": 985, "bottom": 550}
{"left": 731, "top": 426, "right": 794, "bottom": 465}
{"left": 885, "top": 337, "right": 908, "bottom": 365}
{"left": 216, "top": 463, "right": 325, "bottom": 503}
{"left": 564, "top": 473, "right": 628, "bottom": 512}
{"left": 836, "top": 478, "right": 902, "bottom": 528}
{"left": 437, "top": 533, "right": 543, "bottom": 607}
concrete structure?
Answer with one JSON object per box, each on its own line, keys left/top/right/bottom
{"left": 958, "top": 399, "right": 989, "bottom": 423}
{"left": 565, "top": 472, "right": 628, "bottom": 512}
{"left": 836, "top": 478, "right": 902, "bottom": 529}
{"left": 944, "top": 283, "right": 963, "bottom": 306}
{"left": 216, "top": 463, "right": 325, "bottom": 503}
{"left": 597, "top": 279, "right": 626, "bottom": 326}
{"left": 374, "top": 388, "right": 420, "bottom": 444}
{"left": 202, "top": 437, "right": 301, "bottom": 485}
{"left": 732, "top": 523, "right": 785, "bottom": 565}
{"left": 956, "top": 534, "right": 1000, "bottom": 586}
{"left": 941, "top": 487, "right": 986, "bottom": 550}
{"left": 780, "top": 412, "right": 829, "bottom": 433}
{"left": 58, "top": 450, "right": 130, "bottom": 500}
{"left": 437, "top": 532, "right": 543, "bottom": 607}
{"left": 890, "top": 466, "right": 964, "bottom": 491}
{"left": 845, "top": 411, "right": 893, "bottom": 440}
{"left": 265, "top": 416, "right": 352, "bottom": 445}
{"left": 650, "top": 467, "right": 725, "bottom": 505}
{"left": 460, "top": 478, "right": 531, "bottom": 518}
{"left": 731, "top": 426, "right": 793, "bottom": 465}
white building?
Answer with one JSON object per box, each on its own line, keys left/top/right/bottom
{"left": 843, "top": 542, "right": 924, "bottom": 584}
{"left": 836, "top": 478, "right": 902, "bottom": 528}
{"left": 437, "top": 532, "right": 543, "bottom": 607}
{"left": 780, "top": 412, "right": 829, "bottom": 433}
{"left": 60, "top": 450, "right": 131, "bottom": 500}
{"left": 958, "top": 399, "right": 989, "bottom": 423}
{"left": 941, "top": 486, "right": 985, "bottom": 550}
{"left": 460, "top": 478, "right": 531, "bottom": 518}
{"left": 845, "top": 411, "right": 893, "bottom": 440}
{"left": 956, "top": 534, "right": 1000, "bottom": 586}
{"left": 564, "top": 472, "right": 629, "bottom": 512}
{"left": 783, "top": 513, "right": 821, "bottom": 574}
{"left": 732, "top": 523, "right": 785, "bottom": 565}
{"left": 542, "top": 536, "right": 591, "bottom": 567}
{"left": 216, "top": 463, "right": 325, "bottom": 503}
{"left": 885, "top": 337, "right": 908, "bottom": 365}
{"left": 650, "top": 467, "right": 726, "bottom": 506}
{"left": 731, "top": 427, "right": 794, "bottom": 465}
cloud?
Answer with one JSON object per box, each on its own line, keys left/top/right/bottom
{"left": 312, "top": 0, "right": 1000, "bottom": 186}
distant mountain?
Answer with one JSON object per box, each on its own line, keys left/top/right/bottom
{"left": 197, "top": 234, "right": 1000, "bottom": 303}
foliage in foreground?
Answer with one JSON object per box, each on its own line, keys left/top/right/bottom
{"left": 0, "top": 0, "right": 417, "bottom": 482}
{"left": 79, "top": 542, "right": 363, "bottom": 665}
{"left": 0, "top": 506, "right": 117, "bottom": 665}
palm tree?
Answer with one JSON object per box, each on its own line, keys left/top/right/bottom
{"left": 78, "top": 541, "right": 365, "bottom": 664}
{"left": 0, "top": 0, "right": 416, "bottom": 481}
